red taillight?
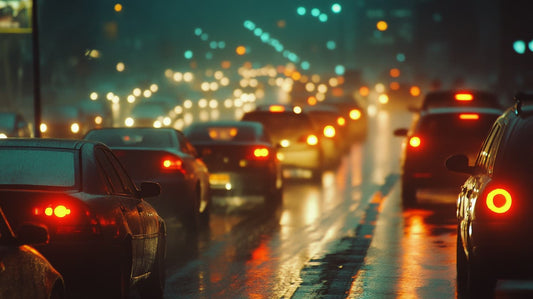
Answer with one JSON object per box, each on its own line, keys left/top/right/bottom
{"left": 455, "top": 93, "right": 474, "bottom": 101}
{"left": 269, "top": 105, "right": 285, "bottom": 113}
{"left": 486, "top": 188, "right": 512, "bottom": 214}
{"left": 35, "top": 204, "right": 72, "bottom": 219}
{"left": 33, "top": 202, "right": 100, "bottom": 235}
{"left": 162, "top": 158, "right": 183, "bottom": 170}
{"left": 409, "top": 136, "right": 421, "bottom": 148}
{"left": 459, "top": 113, "right": 479, "bottom": 120}
{"left": 252, "top": 147, "right": 270, "bottom": 159}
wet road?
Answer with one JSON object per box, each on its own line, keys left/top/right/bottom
{"left": 154, "top": 104, "right": 533, "bottom": 298}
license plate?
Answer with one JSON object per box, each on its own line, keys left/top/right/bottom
{"left": 209, "top": 173, "right": 230, "bottom": 185}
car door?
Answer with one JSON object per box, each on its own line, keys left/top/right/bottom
{"left": 95, "top": 148, "right": 146, "bottom": 277}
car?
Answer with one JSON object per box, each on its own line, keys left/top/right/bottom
{"left": 40, "top": 104, "right": 83, "bottom": 138}
{"left": 323, "top": 93, "right": 368, "bottom": 141}
{"left": 0, "top": 206, "right": 66, "bottom": 299}
{"left": 393, "top": 106, "right": 503, "bottom": 207}
{"left": 411, "top": 89, "right": 503, "bottom": 112}
{"left": 303, "top": 104, "right": 348, "bottom": 168}
{"left": 0, "top": 138, "right": 166, "bottom": 299}
{"left": 184, "top": 120, "right": 283, "bottom": 206}
{"left": 0, "top": 111, "right": 32, "bottom": 138}
{"left": 241, "top": 104, "right": 325, "bottom": 181}
{"left": 446, "top": 93, "right": 533, "bottom": 298}
{"left": 84, "top": 127, "right": 211, "bottom": 229}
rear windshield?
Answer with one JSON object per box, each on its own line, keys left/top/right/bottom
{"left": 0, "top": 149, "right": 77, "bottom": 188}
{"left": 186, "top": 126, "right": 257, "bottom": 142}
{"left": 86, "top": 129, "right": 174, "bottom": 148}
{"left": 421, "top": 92, "right": 500, "bottom": 110}
{"left": 417, "top": 113, "right": 498, "bottom": 138}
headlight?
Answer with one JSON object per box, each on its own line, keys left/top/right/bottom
{"left": 71, "top": 123, "right": 80, "bottom": 134}
{"left": 125, "top": 117, "right": 134, "bottom": 127}
{"left": 94, "top": 116, "right": 103, "bottom": 125}
{"left": 40, "top": 123, "right": 48, "bottom": 133}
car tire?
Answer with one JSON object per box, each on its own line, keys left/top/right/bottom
{"left": 401, "top": 181, "right": 416, "bottom": 208}
{"left": 456, "top": 227, "right": 467, "bottom": 298}
{"left": 138, "top": 236, "right": 166, "bottom": 299}
{"left": 182, "top": 188, "right": 201, "bottom": 231}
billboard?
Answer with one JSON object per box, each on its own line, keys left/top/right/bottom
{"left": 0, "top": 0, "right": 31, "bottom": 34}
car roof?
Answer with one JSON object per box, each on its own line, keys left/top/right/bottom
{"left": 187, "top": 120, "right": 263, "bottom": 129}
{"left": 420, "top": 89, "right": 501, "bottom": 109}
{"left": 0, "top": 138, "right": 98, "bottom": 150}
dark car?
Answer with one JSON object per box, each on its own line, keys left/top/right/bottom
{"left": 40, "top": 104, "right": 83, "bottom": 138}
{"left": 0, "top": 138, "right": 166, "bottom": 298}
{"left": 0, "top": 206, "right": 66, "bottom": 299}
{"left": 184, "top": 120, "right": 283, "bottom": 206}
{"left": 394, "top": 106, "right": 503, "bottom": 207}
{"left": 241, "top": 104, "right": 324, "bottom": 181}
{"left": 84, "top": 127, "right": 211, "bottom": 229}
{"left": 412, "top": 89, "right": 503, "bottom": 112}
{"left": 446, "top": 93, "right": 533, "bottom": 298}
{"left": 0, "top": 111, "right": 32, "bottom": 138}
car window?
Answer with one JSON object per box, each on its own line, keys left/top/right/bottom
{"left": 475, "top": 123, "right": 502, "bottom": 174}
{"left": 95, "top": 148, "right": 135, "bottom": 195}
{"left": 103, "top": 150, "right": 137, "bottom": 195}
{"left": 177, "top": 131, "right": 197, "bottom": 156}
{"left": 0, "top": 148, "right": 77, "bottom": 188}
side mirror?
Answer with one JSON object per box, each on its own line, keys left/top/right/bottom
{"left": 446, "top": 154, "right": 474, "bottom": 174}
{"left": 393, "top": 128, "right": 408, "bottom": 137}
{"left": 139, "top": 181, "right": 161, "bottom": 198}
{"left": 17, "top": 223, "right": 49, "bottom": 245}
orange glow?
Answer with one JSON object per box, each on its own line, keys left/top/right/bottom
{"left": 306, "top": 135, "right": 318, "bottom": 145}
{"left": 236, "top": 46, "right": 247, "bottom": 55}
{"left": 337, "top": 117, "right": 346, "bottom": 126}
{"left": 359, "top": 86, "right": 370, "bottom": 97}
{"left": 390, "top": 82, "right": 400, "bottom": 90}
{"left": 410, "top": 86, "right": 421, "bottom": 97}
{"left": 323, "top": 125, "right": 336, "bottom": 138}
{"left": 409, "top": 136, "right": 421, "bottom": 148}
{"left": 486, "top": 188, "right": 512, "bottom": 214}
{"left": 162, "top": 159, "right": 183, "bottom": 170}
{"left": 114, "top": 3, "right": 122, "bottom": 12}
{"left": 389, "top": 68, "right": 400, "bottom": 78}
{"left": 221, "top": 61, "right": 231, "bottom": 69}
{"left": 291, "top": 71, "right": 302, "bottom": 81}
{"left": 307, "top": 96, "right": 317, "bottom": 105}
{"left": 455, "top": 93, "right": 473, "bottom": 101}
{"left": 331, "top": 87, "right": 344, "bottom": 97}
{"left": 349, "top": 109, "right": 361, "bottom": 120}
{"left": 253, "top": 147, "right": 269, "bottom": 159}
{"left": 269, "top": 105, "right": 285, "bottom": 113}
{"left": 459, "top": 113, "right": 479, "bottom": 120}
{"left": 376, "top": 20, "right": 388, "bottom": 31}
{"left": 54, "top": 205, "right": 71, "bottom": 218}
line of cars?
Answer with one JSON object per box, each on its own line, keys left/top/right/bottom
{"left": 396, "top": 89, "right": 533, "bottom": 297}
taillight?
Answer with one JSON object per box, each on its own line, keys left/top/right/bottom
{"left": 408, "top": 136, "right": 421, "bottom": 148}
{"left": 162, "top": 158, "right": 183, "bottom": 170}
{"left": 323, "top": 125, "right": 336, "bottom": 138}
{"left": 459, "top": 113, "right": 479, "bottom": 120}
{"left": 34, "top": 204, "right": 72, "bottom": 219}
{"left": 306, "top": 135, "right": 318, "bottom": 145}
{"left": 485, "top": 188, "right": 512, "bottom": 214}
{"left": 455, "top": 93, "right": 473, "bottom": 101}
{"left": 269, "top": 105, "right": 285, "bottom": 113}
{"left": 349, "top": 109, "right": 362, "bottom": 120}
{"left": 33, "top": 202, "right": 100, "bottom": 235}
{"left": 252, "top": 147, "right": 270, "bottom": 160}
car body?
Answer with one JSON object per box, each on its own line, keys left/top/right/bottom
{"left": 40, "top": 104, "right": 83, "bottom": 138}
{"left": 394, "top": 106, "right": 503, "bottom": 207}
{"left": 0, "top": 138, "right": 166, "bottom": 298}
{"left": 84, "top": 127, "right": 211, "bottom": 229}
{"left": 412, "top": 89, "right": 503, "bottom": 112}
{"left": 0, "top": 111, "right": 32, "bottom": 138}
{"left": 0, "top": 206, "right": 66, "bottom": 299}
{"left": 303, "top": 104, "right": 348, "bottom": 168}
{"left": 184, "top": 120, "right": 283, "bottom": 205}
{"left": 446, "top": 93, "right": 533, "bottom": 297}
{"left": 241, "top": 104, "right": 324, "bottom": 181}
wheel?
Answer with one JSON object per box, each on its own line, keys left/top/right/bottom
{"left": 401, "top": 180, "right": 416, "bottom": 208}
{"left": 138, "top": 236, "right": 166, "bottom": 299}
{"left": 456, "top": 227, "right": 467, "bottom": 297}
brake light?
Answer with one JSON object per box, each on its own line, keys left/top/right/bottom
{"left": 35, "top": 204, "right": 72, "bottom": 218}
{"left": 269, "top": 105, "right": 285, "bottom": 113}
{"left": 486, "top": 188, "right": 512, "bottom": 214}
{"left": 252, "top": 147, "right": 270, "bottom": 159}
{"left": 409, "top": 136, "right": 421, "bottom": 148}
{"left": 459, "top": 113, "right": 479, "bottom": 120}
{"left": 33, "top": 202, "right": 100, "bottom": 235}
{"left": 349, "top": 109, "right": 362, "bottom": 120}
{"left": 306, "top": 135, "right": 318, "bottom": 145}
{"left": 323, "top": 125, "right": 336, "bottom": 138}
{"left": 162, "top": 158, "right": 183, "bottom": 170}
{"left": 455, "top": 93, "right": 473, "bottom": 101}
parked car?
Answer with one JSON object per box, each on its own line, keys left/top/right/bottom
{"left": 0, "top": 111, "right": 32, "bottom": 138}
{"left": 446, "top": 93, "right": 533, "bottom": 298}
{"left": 394, "top": 106, "right": 503, "bottom": 207}
{"left": 184, "top": 120, "right": 283, "bottom": 206}
{"left": 84, "top": 127, "right": 211, "bottom": 229}
{"left": 0, "top": 206, "right": 66, "bottom": 299}
{"left": 0, "top": 138, "right": 166, "bottom": 298}
{"left": 241, "top": 104, "right": 324, "bottom": 182}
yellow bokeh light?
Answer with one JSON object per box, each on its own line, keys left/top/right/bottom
{"left": 377, "top": 21, "right": 388, "bottom": 31}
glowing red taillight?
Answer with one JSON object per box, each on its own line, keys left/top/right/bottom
{"left": 409, "top": 136, "right": 421, "bottom": 148}
{"left": 35, "top": 204, "right": 72, "bottom": 218}
{"left": 459, "top": 113, "right": 479, "bottom": 120}
{"left": 486, "top": 188, "right": 512, "bottom": 214}
{"left": 252, "top": 147, "right": 270, "bottom": 159}
{"left": 162, "top": 158, "right": 183, "bottom": 170}
{"left": 455, "top": 93, "right": 474, "bottom": 101}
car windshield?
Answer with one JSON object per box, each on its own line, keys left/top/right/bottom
{"left": 0, "top": 149, "right": 76, "bottom": 188}
{"left": 186, "top": 126, "right": 256, "bottom": 142}
{"left": 85, "top": 129, "right": 174, "bottom": 148}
